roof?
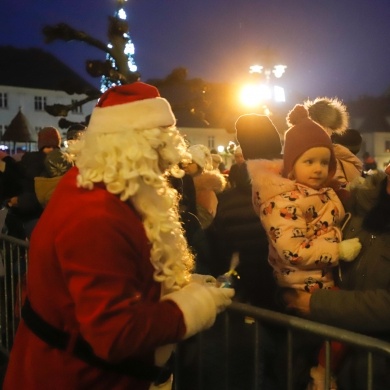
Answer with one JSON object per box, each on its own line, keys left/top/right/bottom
{"left": 0, "top": 46, "right": 98, "bottom": 94}
{"left": 2, "top": 109, "right": 36, "bottom": 142}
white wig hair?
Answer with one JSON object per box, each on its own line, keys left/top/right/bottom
{"left": 74, "top": 125, "right": 194, "bottom": 292}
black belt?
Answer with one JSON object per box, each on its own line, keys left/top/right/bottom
{"left": 21, "top": 298, "right": 172, "bottom": 385}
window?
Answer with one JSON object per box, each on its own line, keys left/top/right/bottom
{"left": 0, "top": 93, "right": 8, "bottom": 109}
{"left": 385, "top": 140, "right": 390, "bottom": 153}
{"left": 208, "top": 136, "right": 215, "bottom": 150}
{"left": 34, "top": 96, "right": 47, "bottom": 111}
{"left": 71, "top": 99, "right": 83, "bottom": 114}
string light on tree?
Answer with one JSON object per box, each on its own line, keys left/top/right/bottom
{"left": 100, "top": 0, "right": 138, "bottom": 92}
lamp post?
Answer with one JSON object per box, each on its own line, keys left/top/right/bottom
{"left": 239, "top": 60, "right": 287, "bottom": 114}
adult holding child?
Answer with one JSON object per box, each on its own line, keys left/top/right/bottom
{"left": 284, "top": 162, "right": 390, "bottom": 389}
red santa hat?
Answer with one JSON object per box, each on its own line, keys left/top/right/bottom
{"left": 87, "top": 82, "right": 176, "bottom": 133}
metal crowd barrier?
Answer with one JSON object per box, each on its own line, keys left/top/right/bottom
{"left": 174, "top": 303, "right": 390, "bottom": 390}
{"left": 1, "top": 233, "right": 390, "bottom": 389}
{"left": 0, "top": 234, "right": 29, "bottom": 351}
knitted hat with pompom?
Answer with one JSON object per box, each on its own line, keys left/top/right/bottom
{"left": 37, "top": 127, "right": 61, "bottom": 150}
{"left": 304, "top": 97, "right": 349, "bottom": 136}
{"left": 283, "top": 104, "right": 337, "bottom": 180}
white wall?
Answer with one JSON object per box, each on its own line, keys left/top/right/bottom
{"left": 0, "top": 85, "right": 96, "bottom": 149}
{"left": 360, "top": 132, "right": 390, "bottom": 170}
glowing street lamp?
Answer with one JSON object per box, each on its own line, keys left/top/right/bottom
{"left": 240, "top": 62, "right": 287, "bottom": 110}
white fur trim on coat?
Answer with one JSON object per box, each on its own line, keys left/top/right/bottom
{"left": 88, "top": 97, "right": 176, "bottom": 133}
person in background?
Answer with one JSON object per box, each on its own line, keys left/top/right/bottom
{"left": 330, "top": 128, "right": 362, "bottom": 156}
{"left": 247, "top": 105, "right": 362, "bottom": 390}
{"left": 4, "top": 82, "right": 234, "bottom": 390}
{"left": 208, "top": 113, "right": 282, "bottom": 308}
{"left": 6, "top": 126, "right": 62, "bottom": 238}
{"left": 362, "top": 151, "right": 378, "bottom": 176}
{"left": 183, "top": 144, "right": 226, "bottom": 230}
{"left": 64, "top": 123, "right": 87, "bottom": 155}
{"left": 304, "top": 97, "right": 363, "bottom": 188}
{"left": 284, "top": 162, "right": 390, "bottom": 390}
{"left": 34, "top": 145, "right": 74, "bottom": 208}
{"left": 210, "top": 152, "right": 225, "bottom": 173}
{"left": 228, "top": 145, "right": 246, "bottom": 189}
{"left": 0, "top": 150, "right": 21, "bottom": 209}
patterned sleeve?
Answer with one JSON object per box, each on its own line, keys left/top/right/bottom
{"left": 260, "top": 194, "right": 341, "bottom": 271}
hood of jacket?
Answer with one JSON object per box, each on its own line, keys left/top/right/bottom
{"left": 333, "top": 143, "right": 363, "bottom": 182}
{"left": 192, "top": 170, "right": 226, "bottom": 193}
{"left": 247, "top": 159, "right": 296, "bottom": 204}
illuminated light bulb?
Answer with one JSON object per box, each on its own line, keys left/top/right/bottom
{"left": 273, "top": 86, "right": 286, "bottom": 102}
{"left": 272, "top": 65, "right": 287, "bottom": 78}
{"left": 249, "top": 65, "right": 263, "bottom": 74}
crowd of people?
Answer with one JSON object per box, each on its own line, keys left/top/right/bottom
{"left": 0, "top": 83, "right": 389, "bottom": 389}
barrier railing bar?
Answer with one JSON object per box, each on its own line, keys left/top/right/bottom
{"left": 228, "top": 302, "right": 390, "bottom": 357}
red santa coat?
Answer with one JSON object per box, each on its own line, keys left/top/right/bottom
{"left": 4, "top": 167, "right": 186, "bottom": 390}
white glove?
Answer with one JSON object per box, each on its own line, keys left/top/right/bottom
{"left": 190, "top": 273, "right": 217, "bottom": 286}
{"left": 339, "top": 238, "right": 362, "bottom": 262}
{"left": 162, "top": 283, "right": 234, "bottom": 339}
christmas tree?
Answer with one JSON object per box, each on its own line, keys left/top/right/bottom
{"left": 100, "top": 0, "right": 138, "bottom": 92}
{"left": 42, "top": 0, "right": 140, "bottom": 125}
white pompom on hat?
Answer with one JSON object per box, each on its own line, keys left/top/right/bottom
{"left": 304, "top": 97, "right": 349, "bottom": 135}
{"left": 188, "top": 144, "right": 213, "bottom": 171}
{"left": 87, "top": 82, "right": 176, "bottom": 133}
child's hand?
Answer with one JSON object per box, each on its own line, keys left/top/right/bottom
{"left": 339, "top": 238, "right": 362, "bottom": 262}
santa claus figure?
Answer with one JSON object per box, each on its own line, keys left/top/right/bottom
{"left": 4, "top": 82, "right": 234, "bottom": 390}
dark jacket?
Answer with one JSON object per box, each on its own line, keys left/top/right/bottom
{"left": 208, "top": 166, "right": 277, "bottom": 309}
{"left": 310, "top": 172, "right": 390, "bottom": 390}
{"left": 311, "top": 172, "right": 390, "bottom": 333}
{"left": 0, "top": 156, "right": 22, "bottom": 205}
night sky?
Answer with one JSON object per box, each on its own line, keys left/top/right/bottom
{"left": 2, "top": 0, "right": 390, "bottom": 101}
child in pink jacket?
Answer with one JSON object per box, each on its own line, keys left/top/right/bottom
{"left": 247, "top": 105, "right": 362, "bottom": 390}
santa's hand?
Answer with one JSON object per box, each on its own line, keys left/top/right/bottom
{"left": 162, "top": 283, "right": 234, "bottom": 339}
{"left": 339, "top": 238, "right": 362, "bottom": 262}
{"left": 190, "top": 273, "right": 217, "bottom": 286}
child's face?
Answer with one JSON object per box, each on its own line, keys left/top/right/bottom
{"left": 291, "top": 147, "right": 331, "bottom": 189}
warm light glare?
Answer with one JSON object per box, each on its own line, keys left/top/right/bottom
{"left": 274, "top": 86, "right": 286, "bottom": 102}
{"left": 240, "top": 84, "right": 271, "bottom": 107}
{"left": 217, "top": 145, "right": 225, "bottom": 153}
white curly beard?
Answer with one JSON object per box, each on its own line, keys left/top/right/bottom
{"left": 74, "top": 125, "right": 194, "bottom": 293}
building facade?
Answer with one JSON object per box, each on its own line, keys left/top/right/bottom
{"left": 0, "top": 85, "right": 96, "bottom": 150}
